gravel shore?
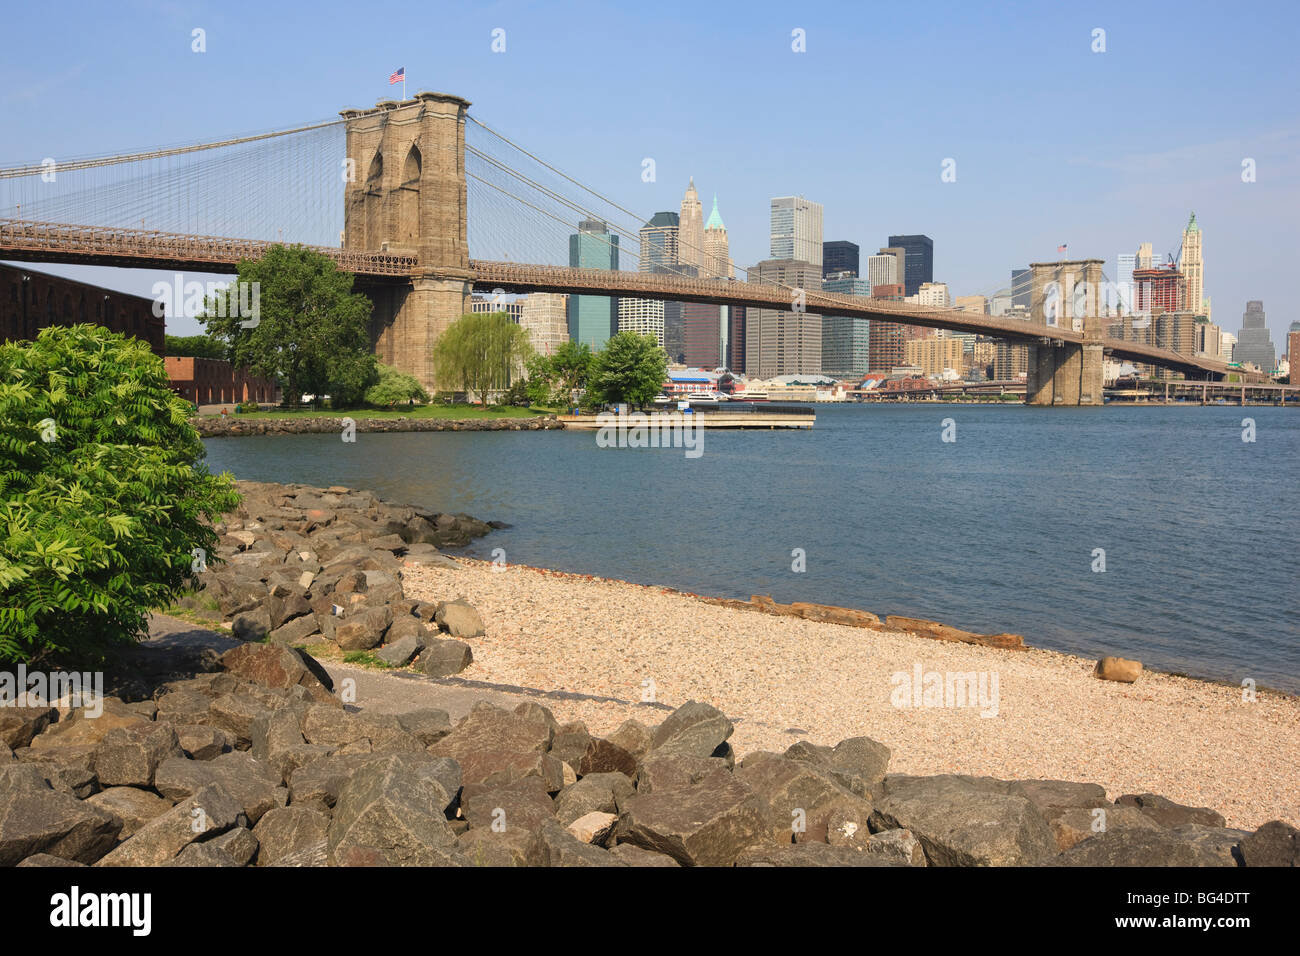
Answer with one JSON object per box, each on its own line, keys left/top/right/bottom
{"left": 402, "top": 558, "right": 1299, "bottom": 830}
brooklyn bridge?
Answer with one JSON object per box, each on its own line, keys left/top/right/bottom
{"left": 0, "top": 91, "right": 1245, "bottom": 406}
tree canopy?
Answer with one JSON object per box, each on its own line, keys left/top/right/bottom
{"left": 586, "top": 332, "right": 668, "bottom": 407}
{"left": 432, "top": 311, "right": 533, "bottom": 403}
{"left": 164, "top": 334, "right": 226, "bottom": 360}
{"left": 0, "top": 325, "right": 240, "bottom": 664}
{"left": 200, "top": 245, "right": 377, "bottom": 406}
{"left": 365, "top": 363, "right": 430, "bottom": 407}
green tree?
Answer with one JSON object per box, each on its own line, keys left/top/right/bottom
{"left": 432, "top": 312, "right": 533, "bottom": 404}
{"left": 0, "top": 325, "right": 240, "bottom": 665}
{"left": 550, "top": 341, "right": 594, "bottom": 399}
{"left": 164, "top": 334, "right": 226, "bottom": 359}
{"left": 587, "top": 332, "right": 668, "bottom": 407}
{"left": 200, "top": 245, "right": 377, "bottom": 407}
{"left": 364, "top": 363, "right": 430, "bottom": 407}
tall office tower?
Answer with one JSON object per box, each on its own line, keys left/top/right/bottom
{"left": 1181, "top": 212, "right": 1204, "bottom": 315}
{"left": 866, "top": 283, "right": 905, "bottom": 372}
{"left": 1195, "top": 319, "right": 1223, "bottom": 359}
{"left": 1011, "top": 268, "right": 1031, "bottom": 310}
{"left": 567, "top": 219, "right": 619, "bottom": 348}
{"left": 1156, "top": 312, "right": 1199, "bottom": 356}
{"left": 678, "top": 179, "right": 705, "bottom": 274}
{"left": 702, "top": 196, "right": 733, "bottom": 279}
{"left": 821, "top": 273, "right": 872, "bottom": 378}
{"left": 1116, "top": 253, "right": 1136, "bottom": 315}
{"left": 1234, "top": 301, "right": 1276, "bottom": 370}
{"left": 867, "top": 253, "right": 898, "bottom": 289}
{"left": 904, "top": 337, "right": 964, "bottom": 378}
{"left": 1136, "top": 241, "right": 1155, "bottom": 270}
{"left": 887, "top": 235, "right": 934, "bottom": 295}
{"left": 618, "top": 298, "right": 666, "bottom": 346}
{"left": 745, "top": 259, "right": 823, "bottom": 377}
{"left": 1288, "top": 322, "right": 1300, "bottom": 377}
{"left": 822, "top": 241, "right": 859, "bottom": 279}
{"left": 727, "top": 305, "right": 746, "bottom": 372}
{"left": 1220, "top": 332, "right": 1236, "bottom": 363}
{"left": 682, "top": 302, "right": 723, "bottom": 367}
{"left": 518, "top": 293, "right": 569, "bottom": 356}
{"left": 770, "top": 197, "right": 824, "bottom": 268}
{"left": 639, "top": 211, "right": 679, "bottom": 273}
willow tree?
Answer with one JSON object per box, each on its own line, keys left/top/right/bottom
{"left": 433, "top": 311, "right": 533, "bottom": 403}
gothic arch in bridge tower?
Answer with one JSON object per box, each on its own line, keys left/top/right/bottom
{"left": 396, "top": 144, "right": 422, "bottom": 249}
{"left": 363, "top": 149, "right": 384, "bottom": 250}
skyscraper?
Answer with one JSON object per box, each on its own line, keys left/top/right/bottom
{"left": 1115, "top": 254, "right": 1136, "bottom": 315}
{"left": 519, "top": 293, "right": 569, "bottom": 356}
{"left": 678, "top": 179, "right": 705, "bottom": 274}
{"left": 639, "top": 211, "right": 679, "bottom": 273}
{"left": 1288, "top": 322, "right": 1300, "bottom": 378}
{"left": 1181, "top": 212, "right": 1204, "bottom": 316}
{"left": 745, "top": 259, "right": 822, "bottom": 377}
{"left": 617, "top": 298, "right": 665, "bottom": 346}
{"left": 822, "top": 241, "right": 859, "bottom": 279}
{"left": 821, "top": 273, "right": 871, "bottom": 378}
{"left": 1136, "top": 242, "right": 1155, "bottom": 270}
{"left": 567, "top": 219, "right": 619, "bottom": 348}
{"left": 1011, "top": 268, "right": 1032, "bottom": 310}
{"left": 1234, "top": 301, "right": 1275, "bottom": 370}
{"left": 867, "top": 253, "right": 898, "bottom": 289}
{"left": 887, "top": 235, "right": 933, "bottom": 296}
{"left": 702, "top": 195, "right": 733, "bottom": 279}
{"left": 770, "top": 197, "right": 824, "bottom": 268}
{"left": 682, "top": 302, "right": 723, "bottom": 367}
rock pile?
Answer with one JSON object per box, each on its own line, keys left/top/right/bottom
{"left": 1, "top": 641, "right": 1294, "bottom": 867}
{"left": 179, "top": 481, "right": 493, "bottom": 677}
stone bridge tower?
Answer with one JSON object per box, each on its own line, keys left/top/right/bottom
{"left": 1025, "top": 259, "right": 1106, "bottom": 406}
{"left": 341, "top": 92, "right": 473, "bottom": 390}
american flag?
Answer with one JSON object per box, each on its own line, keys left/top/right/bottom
{"left": 388, "top": 66, "right": 405, "bottom": 85}
{"left": 1057, "top": 243, "right": 1068, "bottom": 253}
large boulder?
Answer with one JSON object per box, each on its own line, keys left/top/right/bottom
{"left": 636, "top": 752, "right": 729, "bottom": 794}
{"left": 154, "top": 752, "right": 287, "bottom": 825}
{"left": 327, "top": 753, "right": 459, "bottom": 866}
{"left": 784, "top": 736, "right": 891, "bottom": 798}
{"left": 0, "top": 706, "right": 56, "bottom": 749}
{"left": 1113, "top": 793, "right": 1226, "bottom": 828}
{"left": 554, "top": 772, "right": 636, "bottom": 827}
{"left": 0, "top": 789, "right": 122, "bottom": 865}
{"left": 649, "top": 701, "right": 733, "bottom": 759}
{"left": 334, "top": 605, "right": 394, "bottom": 652}
{"left": 428, "top": 702, "right": 559, "bottom": 789}
{"left": 219, "top": 643, "right": 335, "bottom": 703}
{"left": 528, "top": 819, "right": 625, "bottom": 867}
{"left": 252, "top": 806, "right": 331, "bottom": 866}
{"left": 1239, "top": 820, "right": 1300, "bottom": 867}
{"left": 85, "top": 787, "right": 172, "bottom": 840}
{"left": 416, "top": 638, "right": 474, "bottom": 677}
{"left": 869, "top": 775, "right": 1058, "bottom": 866}
{"left": 615, "top": 768, "right": 769, "bottom": 866}
{"left": 95, "top": 783, "right": 245, "bottom": 867}
{"left": 92, "top": 723, "right": 182, "bottom": 788}
{"left": 30, "top": 700, "right": 146, "bottom": 749}
{"left": 736, "top": 843, "right": 903, "bottom": 867}
{"left": 434, "top": 600, "right": 485, "bottom": 639}
{"left": 461, "top": 776, "right": 556, "bottom": 833}
{"left": 1053, "top": 825, "right": 1247, "bottom": 866}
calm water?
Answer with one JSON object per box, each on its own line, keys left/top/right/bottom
{"left": 203, "top": 404, "right": 1300, "bottom": 693}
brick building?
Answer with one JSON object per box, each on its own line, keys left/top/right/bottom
{"left": 165, "top": 357, "right": 279, "bottom": 406}
{"left": 0, "top": 263, "right": 164, "bottom": 353}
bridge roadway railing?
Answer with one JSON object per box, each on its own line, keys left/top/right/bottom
{"left": 0, "top": 219, "right": 418, "bottom": 277}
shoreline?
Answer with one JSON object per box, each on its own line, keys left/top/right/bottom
{"left": 397, "top": 555, "right": 1299, "bottom": 830}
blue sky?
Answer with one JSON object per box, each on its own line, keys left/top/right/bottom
{"left": 3, "top": 0, "right": 1297, "bottom": 344}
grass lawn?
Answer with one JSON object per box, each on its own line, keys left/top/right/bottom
{"left": 209, "top": 403, "right": 559, "bottom": 421}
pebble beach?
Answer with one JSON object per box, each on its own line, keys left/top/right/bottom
{"left": 402, "top": 558, "right": 1300, "bottom": 831}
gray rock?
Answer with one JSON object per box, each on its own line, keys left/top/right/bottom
{"left": 549, "top": 721, "right": 593, "bottom": 768}
{"left": 461, "top": 776, "right": 556, "bottom": 833}
{"left": 869, "top": 774, "right": 1058, "bottom": 866}
{"left": 252, "top": 806, "right": 331, "bottom": 866}
{"left": 636, "top": 752, "right": 729, "bottom": 794}
{"left": 615, "top": 768, "right": 768, "bottom": 867}
{"left": 554, "top": 772, "right": 636, "bottom": 826}
{"left": 529, "top": 819, "right": 625, "bottom": 867}
{"left": 17, "top": 853, "right": 88, "bottom": 867}
{"left": 85, "top": 787, "right": 172, "bottom": 839}
{"left": 457, "top": 827, "right": 534, "bottom": 867}
{"left": 0, "top": 789, "right": 122, "bottom": 865}
{"left": 167, "top": 843, "right": 243, "bottom": 867}
{"left": 334, "top": 605, "right": 393, "bottom": 651}
{"left": 416, "top": 638, "right": 474, "bottom": 677}
{"left": 1053, "top": 825, "right": 1248, "bottom": 866}
{"left": 395, "top": 709, "right": 452, "bottom": 746}
{"left": 435, "top": 600, "right": 485, "bottom": 638}
{"left": 154, "top": 752, "right": 287, "bottom": 825}
{"left": 1240, "top": 820, "right": 1300, "bottom": 867}
{"left": 375, "top": 633, "right": 423, "bottom": 667}
{"left": 208, "top": 826, "right": 259, "bottom": 866}
{"left": 736, "top": 753, "right": 869, "bottom": 843}
{"left": 269, "top": 614, "right": 322, "bottom": 646}
{"left": 232, "top": 605, "right": 273, "bottom": 642}
{"left": 95, "top": 782, "right": 244, "bottom": 867}
{"left": 650, "top": 700, "right": 733, "bottom": 759}
{"left": 1114, "top": 792, "right": 1227, "bottom": 828}
{"left": 92, "top": 723, "right": 181, "bottom": 789}
{"left": 328, "top": 753, "right": 459, "bottom": 866}
{"left": 0, "top": 706, "right": 56, "bottom": 749}
{"left": 176, "top": 725, "right": 230, "bottom": 761}
{"left": 607, "top": 843, "right": 681, "bottom": 867}
{"left": 736, "top": 843, "right": 904, "bottom": 867}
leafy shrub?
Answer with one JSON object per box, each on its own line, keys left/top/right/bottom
{"left": 0, "top": 325, "right": 240, "bottom": 664}
{"left": 364, "top": 363, "right": 430, "bottom": 407}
